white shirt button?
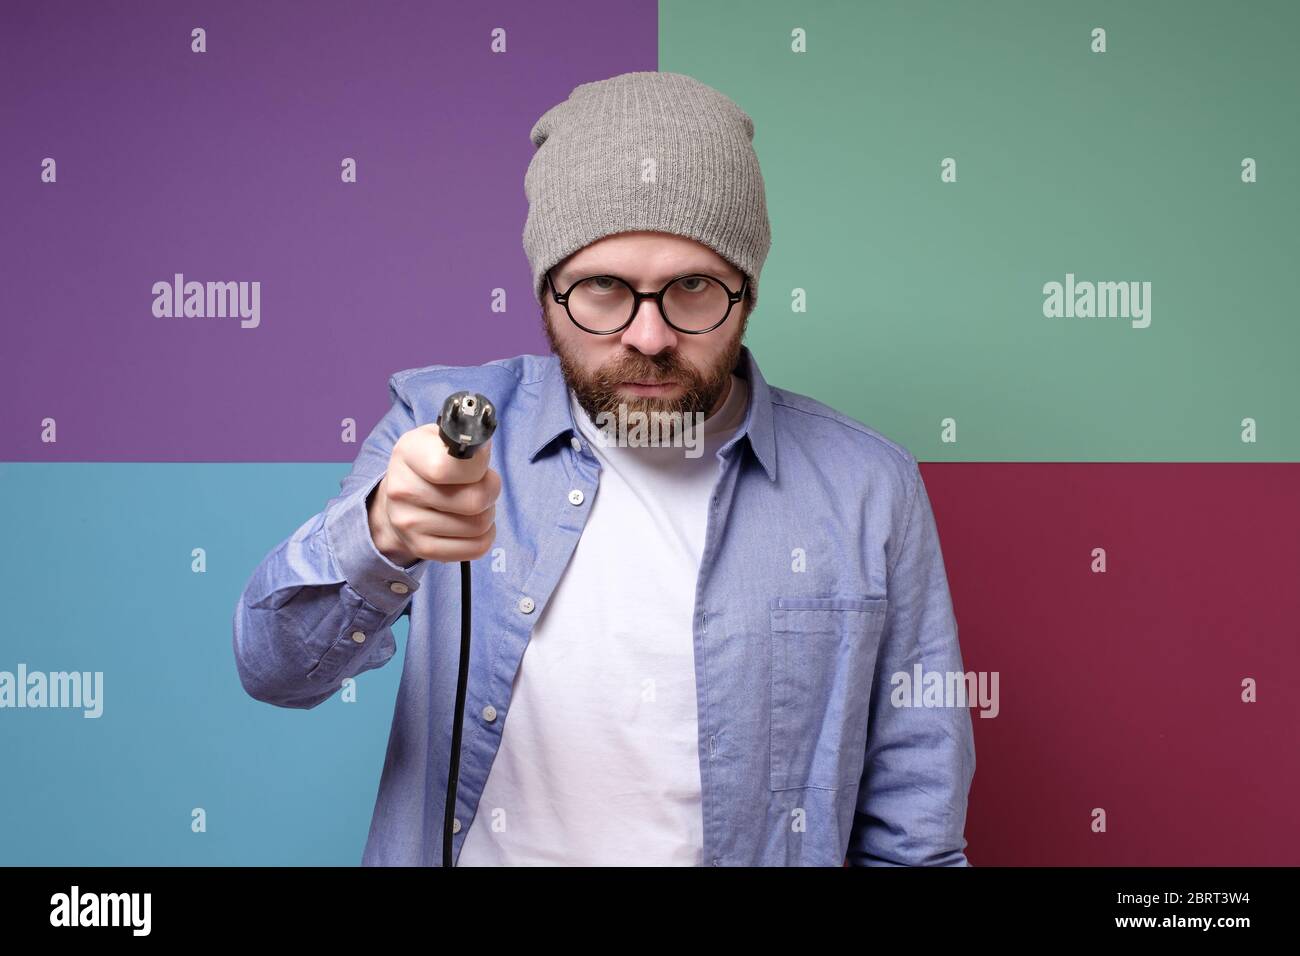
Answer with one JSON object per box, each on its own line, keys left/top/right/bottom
{"left": 518, "top": 596, "right": 535, "bottom": 614}
{"left": 452, "top": 818, "right": 461, "bottom": 834}
{"left": 388, "top": 581, "right": 409, "bottom": 595}
{"left": 350, "top": 630, "right": 367, "bottom": 644}
{"left": 482, "top": 705, "right": 497, "bottom": 722}
{"left": 570, "top": 436, "right": 582, "bottom": 451}
{"left": 568, "top": 489, "right": 584, "bottom": 506}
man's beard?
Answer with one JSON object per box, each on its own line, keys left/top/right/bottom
{"left": 541, "top": 307, "right": 747, "bottom": 441}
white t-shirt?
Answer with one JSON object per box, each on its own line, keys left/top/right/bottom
{"left": 458, "top": 371, "right": 750, "bottom": 865}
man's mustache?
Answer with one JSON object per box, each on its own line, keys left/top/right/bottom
{"left": 600, "top": 357, "right": 690, "bottom": 383}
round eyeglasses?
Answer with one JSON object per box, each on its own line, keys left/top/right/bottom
{"left": 546, "top": 269, "right": 747, "bottom": 335}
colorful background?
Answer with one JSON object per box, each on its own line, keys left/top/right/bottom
{"left": 2, "top": 0, "right": 1296, "bottom": 865}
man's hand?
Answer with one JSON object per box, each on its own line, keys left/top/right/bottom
{"left": 367, "top": 425, "right": 499, "bottom": 565}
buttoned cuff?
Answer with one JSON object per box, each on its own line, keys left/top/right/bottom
{"left": 323, "top": 470, "right": 424, "bottom": 616}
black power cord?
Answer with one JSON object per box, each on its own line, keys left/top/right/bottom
{"left": 435, "top": 390, "right": 497, "bottom": 868}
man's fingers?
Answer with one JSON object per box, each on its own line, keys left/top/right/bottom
{"left": 388, "top": 499, "right": 497, "bottom": 541}
{"left": 388, "top": 443, "right": 501, "bottom": 517}
{"left": 402, "top": 425, "right": 492, "bottom": 486}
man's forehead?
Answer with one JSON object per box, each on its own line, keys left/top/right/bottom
{"left": 558, "top": 251, "right": 740, "bottom": 283}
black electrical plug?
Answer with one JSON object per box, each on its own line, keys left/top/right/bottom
{"left": 436, "top": 391, "right": 497, "bottom": 460}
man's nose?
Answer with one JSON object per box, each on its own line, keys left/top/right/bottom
{"left": 618, "top": 298, "right": 678, "bottom": 354}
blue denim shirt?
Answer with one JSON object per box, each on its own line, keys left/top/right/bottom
{"left": 232, "top": 344, "right": 975, "bottom": 866}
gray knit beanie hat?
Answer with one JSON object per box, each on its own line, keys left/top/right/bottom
{"left": 523, "top": 70, "right": 771, "bottom": 316}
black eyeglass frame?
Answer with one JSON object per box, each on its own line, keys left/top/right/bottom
{"left": 545, "top": 268, "right": 747, "bottom": 335}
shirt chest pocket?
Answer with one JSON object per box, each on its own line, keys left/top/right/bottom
{"left": 768, "top": 596, "right": 889, "bottom": 792}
